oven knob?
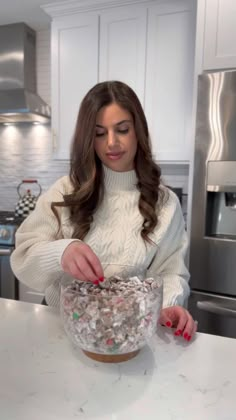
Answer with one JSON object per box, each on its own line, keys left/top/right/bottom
{"left": 0, "top": 228, "right": 10, "bottom": 240}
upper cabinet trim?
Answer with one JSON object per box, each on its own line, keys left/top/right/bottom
{"left": 42, "top": 0, "right": 169, "bottom": 17}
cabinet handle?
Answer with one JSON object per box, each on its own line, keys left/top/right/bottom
{"left": 0, "top": 248, "right": 11, "bottom": 256}
{"left": 52, "top": 129, "right": 57, "bottom": 151}
{"left": 197, "top": 300, "right": 236, "bottom": 318}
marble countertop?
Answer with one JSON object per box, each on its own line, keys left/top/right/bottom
{"left": 0, "top": 298, "right": 235, "bottom": 420}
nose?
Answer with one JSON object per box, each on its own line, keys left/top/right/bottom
{"left": 107, "top": 129, "right": 118, "bottom": 148}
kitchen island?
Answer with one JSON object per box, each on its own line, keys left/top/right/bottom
{"left": 0, "top": 298, "right": 235, "bottom": 420}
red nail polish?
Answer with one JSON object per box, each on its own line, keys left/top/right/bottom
{"left": 93, "top": 280, "right": 99, "bottom": 285}
{"left": 175, "top": 330, "right": 181, "bottom": 336}
{"left": 166, "top": 321, "right": 172, "bottom": 327}
{"left": 187, "top": 336, "right": 192, "bottom": 341}
{"left": 99, "top": 277, "right": 104, "bottom": 282}
{"left": 183, "top": 332, "right": 188, "bottom": 339}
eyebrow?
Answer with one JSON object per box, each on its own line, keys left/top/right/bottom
{"left": 96, "top": 119, "right": 132, "bottom": 128}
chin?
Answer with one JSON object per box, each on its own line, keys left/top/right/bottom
{"left": 105, "top": 163, "right": 123, "bottom": 172}
{"left": 105, "top": 161, "right": 133, "bottom": 172}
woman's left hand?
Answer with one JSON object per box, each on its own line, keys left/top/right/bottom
{"left": 158, "top": 306, "right": 197, "bottom": 342}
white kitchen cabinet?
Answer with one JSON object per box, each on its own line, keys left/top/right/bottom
{"left": 19, "top": 283, "right": 44, "bottom": 305}
{"left": 99, "top": 5, "right": 147, "bottom": 106}
{"left": 51, "top": 14, "right": 99, "bottom": 159}
{"left": 44, "top": 0, "right": 196, "bottom": 162}
{"left": 203, "top": 0, "right": 236, "bottom": 70}
{"left": 145, "top": 0, "right": 195, "bottom": 161}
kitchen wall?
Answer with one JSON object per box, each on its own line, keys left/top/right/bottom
{"left": 0, "top": 30, "right": 69, "bottom": 211}
{"left": 0, "top": 29, "right": 189, "bottom": 211}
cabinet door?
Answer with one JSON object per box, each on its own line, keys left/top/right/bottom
{"left": 145, "top": 1, "right": 195, "bottom": 162}
{"left": 51, "top": 14, "right": 99, "bottom": 159}
{"left": 203, "top": 0, "right": 236, "bottom": 70}
{"left": 99, "top": 5, "right": 147, "bottom": 105}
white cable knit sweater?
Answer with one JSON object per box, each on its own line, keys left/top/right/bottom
{"left": 11, "top": 166, "right": 190, "bottom": 308}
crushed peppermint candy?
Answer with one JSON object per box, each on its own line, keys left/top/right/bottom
{"left": 60, "top": 275, "right": 163, "bottom": 355}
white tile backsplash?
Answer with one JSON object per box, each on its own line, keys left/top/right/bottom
{"left": 0, "top": 30, "right": 189, "bottom": 212}
{"left": 0, "top": 124, "right": 69, "bottom": 211}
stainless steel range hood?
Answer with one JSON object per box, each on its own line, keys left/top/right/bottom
{"left": 0, "top": 23, "right": 50, "bottom": 124}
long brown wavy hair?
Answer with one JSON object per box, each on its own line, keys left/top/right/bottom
{"left": 52, "top": 81, "right": 163, "bottom": 243}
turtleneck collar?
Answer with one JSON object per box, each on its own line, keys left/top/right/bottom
{"left": 103, "top": 165, "right": 137, "bottom": 191}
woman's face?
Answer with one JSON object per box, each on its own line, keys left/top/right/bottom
{"left": 94, "top": 102, "right": 137, "bottom": 172}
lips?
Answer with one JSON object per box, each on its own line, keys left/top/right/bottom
{"left": 106, "top": 152, "right": 124, "bottom": 160}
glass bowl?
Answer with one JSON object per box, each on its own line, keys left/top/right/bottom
{"left": 60, "top": 264, "right": 163, "bottom": 363}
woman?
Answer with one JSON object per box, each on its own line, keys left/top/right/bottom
{"left": 11, "top": 81, "right": 197, "bottom": 341}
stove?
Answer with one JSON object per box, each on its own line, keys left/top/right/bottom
{"left": 0, "top": 211, "right": 45, "bottom": 304}
{"left": 0, "top": 211, "right": 24, "bottom": 246}
{"left": 0, "top": 211, "right": 24, "bottom": 301}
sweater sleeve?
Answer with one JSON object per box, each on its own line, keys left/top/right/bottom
{"left": 147, "top": 189, "right": 190, "bottom": 308}
{"left": 10, "top": 177, "right": 79, "bottom": 293}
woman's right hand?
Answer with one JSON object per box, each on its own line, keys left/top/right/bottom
{"left": 61, "top": 241, "right": 104, "bottom": 283}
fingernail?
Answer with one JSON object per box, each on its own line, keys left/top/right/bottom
{"left": 187, "top": 336, "right": 192, "bottom": 341}
{"left": 99, "top": 277, "right": 104, "bottom": 282}
{"left": 174, "top": 330, "right": 182, "bottom": 336}
{"left": 93, "top": 280, "right": 99, "bottom": 285}
{"left": 166, "top": 321, "right": 172, "bottom": 327}
{"left": 183, "top": 332, "right": 188, "bottom": 340}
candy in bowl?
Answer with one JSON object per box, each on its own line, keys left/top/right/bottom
{"left": 60, "top": 265, "right": 163, "bottom": 363}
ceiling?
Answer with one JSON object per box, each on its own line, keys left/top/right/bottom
{"left": 0, "top": 0, "right": 64, "bottom": 31}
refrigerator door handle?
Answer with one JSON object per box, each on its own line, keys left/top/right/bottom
{"left": 197, "top": 300, "right": 236, "bottom": 318}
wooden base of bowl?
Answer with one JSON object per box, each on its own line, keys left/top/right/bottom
{"left": 83, "top": 349, "right": 140, "bottom": 363}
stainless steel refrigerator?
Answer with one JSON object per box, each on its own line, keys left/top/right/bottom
{"left": 189, "top": 69, "right": 236, "bottom": 339}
